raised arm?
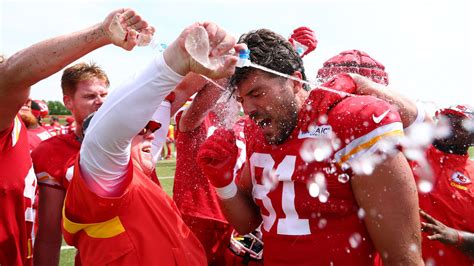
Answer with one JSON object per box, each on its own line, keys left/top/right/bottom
{"left": 179, "top": 78, "right": 226, "bottom": 132}
{"left": 80, "top": 22, "right": 242, "bottom": 196}
{"left": 0, "top": 8, "right": 151, "bottom": 132}
{"left": 349, "top": 73, "right": 433, "bottom": 129}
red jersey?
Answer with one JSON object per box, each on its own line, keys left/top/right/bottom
{"left": 27, "top": 126, "right": 53, "bottom": 151}
{"left": 174, "top": 112, "right": 246, "bottom": 222}
{"left": 411, "top": 145, "right": 474, "bottom": 265}
{"left": 0, "top": 116, "right": 36, "bottom": 266}
{"left": 63, "top": 157, "right": 207, "bottom": 265}
{"left": 244, "top": 75, "right": 404, "bottom": 265}
{"left": 31, "top": 131, "right": 80, "bottom": 190}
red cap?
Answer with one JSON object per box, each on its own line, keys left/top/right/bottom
{"left": 317, "top": 50, "right": 388, "bottom": 85}
{"left": 31, "top": 100, "right": 49, "bottom": 118}
{"left": 436, "top": 104, "right": 474, "bottom": 120}
{"left": 65, "top": 116, "right": 75, "bottom": 124}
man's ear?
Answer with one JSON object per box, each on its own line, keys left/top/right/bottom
{"left": 63, "top": 95, "right": 73, "bottom": 111}
{"left": 291, "top": 71, "right": 304, "bottom": 93}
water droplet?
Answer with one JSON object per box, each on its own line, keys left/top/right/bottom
{"left": 409, "top": 243, "right": 418, "bottom": 252}
{"left": 418, "top": 179, "right": 433, "bottom": 193}
{"left": 299, "top": 138, "right": 333, "bottom": 162}
{"left": 349, "top": 233, "right": 362, "bottom": 248}
{"left": 338, "top": 173, "right": 350, "bottom": 183}
{"left": 319, "top": 191, "right": 329, "bottom": 203}
{"left": 357, "top": 208, "right": 366, "bottom": 219}
{"left": 318, "top": 218, "right": 327, "bottom": 229}
{"left": 308, "top": 182, "right": 320, "bottom": 198}
{"left": 319, "top": 115, "right": 328, "bottom": 124}
{"left": 425, "top": 258, "right": 435, "bottom": 266}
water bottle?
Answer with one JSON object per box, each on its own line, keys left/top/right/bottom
{"left": 293, "top": 40, "right": 308, "bottom": 56}
{"left": 236, "top": 49, "right": 251, "bottom": 68}
{"left": 109, "top": 15, "right": 167, "bottom": 52}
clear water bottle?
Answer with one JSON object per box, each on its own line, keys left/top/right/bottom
{"left": 109, "top": 15, "right": 167, "bottom": 52}
{"left": 293, "top": 40, "right": 308, "bottom": 56}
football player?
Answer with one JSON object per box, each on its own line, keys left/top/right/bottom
{"left": 197, "top": 29, "right": 423, "bottom": 265}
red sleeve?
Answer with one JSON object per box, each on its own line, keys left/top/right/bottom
{"left": 329, "top": 95, "right": 404, "bottom": 168}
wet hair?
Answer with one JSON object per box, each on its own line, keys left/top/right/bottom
{"left": 61, "top": 62, "right": 110, "bottom": 97}
{"left": 230, "top": 29, "right": 310, "bottom": 91}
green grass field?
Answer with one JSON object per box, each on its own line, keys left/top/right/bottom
{"left": 59, "top": 158, "right": 176, "bottom": 265}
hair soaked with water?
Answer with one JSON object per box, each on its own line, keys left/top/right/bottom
{"left": 230, "top": 29, "right": 310, "bottom": 91}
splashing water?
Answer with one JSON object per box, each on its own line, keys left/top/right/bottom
{"left": 300, "top": 138, "right": 334, "bottom": 163}
{"left": 349, "top": 233, "right": 362, "bottom": 248}
{"left": 418, "top": 179, "right": 434, "bottom": 193}
{"left": 425, "top": 258, "right": 435, "bottom": 266}
{"left": 337, "top": 173, "right": 350, "bottom": 183}
{"left": 308, "top": 182, "right": 320, "bottom": 198}
{"left": 409, "top": 243, "right": 418, "bottom": 252}
{"left": 262, "top": 168, "right": 279, "bottom": 191}
{"left": 357, "top": 208, "right": 366, "bottom": 219}
{"left": 318, "top": 218, "right": 327, "bottom": 229}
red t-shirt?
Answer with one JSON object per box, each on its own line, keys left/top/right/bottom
{"left": 31, "top": 131, "right": 80, "bottom": 190}
{"left": 0, "top": 116, "right": 36, "bottom": 266}
{"left": 63, "top": 157, "right": 206, "bottom": 265}
{"left": 411, "top": 145, "right": 474, "bottom": 265}
{"left": 27, "top": 126, "right": 53, "bottom": 151}
{"left": 244, "top": 74, "right": 404, "bottom": 265}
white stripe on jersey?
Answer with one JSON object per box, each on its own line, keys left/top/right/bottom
{"left": 12, "top": 116, "right": 22, "bottom": 147}
{"left": 334, "top": 122, "right": 403, "bottom": 166}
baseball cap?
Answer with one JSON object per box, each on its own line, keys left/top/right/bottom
{"left": 317, "top": 49, "right": 388, "bottom": 85}
{"left": 435, "top": 104, "right": 474, "bottom": 120}
{"left": 82, "top": 112, "right": 161, "bottom": 137}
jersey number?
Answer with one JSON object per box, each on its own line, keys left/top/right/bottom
{"left": 250, "top": 153, "right": 311, "bottom": 235}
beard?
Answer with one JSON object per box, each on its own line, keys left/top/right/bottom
{"left": 20, "top": 112, "right": 38, "bottom": 129}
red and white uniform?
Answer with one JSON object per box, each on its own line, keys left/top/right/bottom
{"left": 27, "top": 126, "right": 53, "bottom": 151}
{"left": 31, "top": 131, "right": 80, "bottom": 190}
{"left": 174, "top": 112, "right": 246, "bottom": 264}
{"left": 0, "top": 116, "right": 36, "bottom": 266}
{"left": 244, "top": 75, "right": 404, "bottom": 265}
{"left": 63, "top": 158, "right": 206, "bottom": 265}
{"left": 411, "top": 145, "right": 474, "bottom": 265}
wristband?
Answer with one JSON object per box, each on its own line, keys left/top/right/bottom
{"left": 215, "top": 182, "right": 238, "bottom": 200}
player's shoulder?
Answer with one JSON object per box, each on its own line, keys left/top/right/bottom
{"left": 330, "top": 95, "right": 400, "bottom": 127}
{"left": 32, "top": 132, "right": 79, "bottom": 162}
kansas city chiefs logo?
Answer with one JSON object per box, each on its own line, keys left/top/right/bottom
{"left": 450, "top": 172, "right": 471, "bottom": 185}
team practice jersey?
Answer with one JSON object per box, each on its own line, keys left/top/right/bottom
{"left": 63, "top": 157, "right": 207, "bottom": 265}
{"left": 244, "top": 74, "right": 404, "bottom": 265}
{"left": 0, "top": 116, "right": 36, "bottom": 266}
{"left": 411, "top": 145, "right": 474, "bottom": 265}
{"left": 27, "top": 126, "right": 53, "bottom": 151}
{"left": 32, "top": 131, "right": 80, "bottom": 190}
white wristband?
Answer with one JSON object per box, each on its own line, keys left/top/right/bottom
{"left": 215, "top": 182, "right": 238, "bottom": 200}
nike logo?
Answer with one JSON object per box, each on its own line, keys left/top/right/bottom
{"left": 372, "top": 109, "right": 390, "bottom": 124}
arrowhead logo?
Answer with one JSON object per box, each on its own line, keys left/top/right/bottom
{"left": 372, "top": 109, "right": 390, "bottom": 124}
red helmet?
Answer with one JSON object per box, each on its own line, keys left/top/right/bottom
{"left": 31, "top": 100, "right": 49, "bottom": 118}
{"left": 317, "top": 49, "right": 388, "bottom": 85}
{"left": 435, "top": 104, "right": 474, "bottom": 120}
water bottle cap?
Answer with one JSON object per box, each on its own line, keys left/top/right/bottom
{"left": 239, "top": 49, "right": 250, "bottom": 59}
{"left": 296, "top": 47, "right": 304, "bottom": 55}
